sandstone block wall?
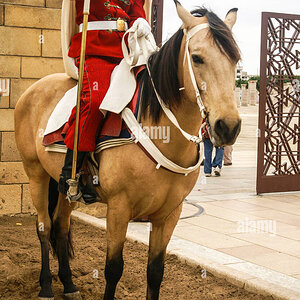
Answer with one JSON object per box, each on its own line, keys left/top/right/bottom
{"left": 0, "top": 0, "right": 64, "bottom": 215}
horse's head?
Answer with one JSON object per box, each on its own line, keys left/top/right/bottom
{"left": 175, "top": 1, "right": 241, "bottom": 146}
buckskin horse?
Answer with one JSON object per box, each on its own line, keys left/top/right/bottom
{"left": 14, "top": 2, "right": 241, "bottom": 299}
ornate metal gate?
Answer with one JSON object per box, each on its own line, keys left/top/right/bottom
{"left": 257, "top": 12, "right": 300, "bottom": 193}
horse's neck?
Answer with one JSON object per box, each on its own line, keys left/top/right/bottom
{"left": 173, "top": 98, "right": 203, "bottom": 136}
{"left": 140, "top": 34, "right": 202, "bottom": 168}
{"left": 142, "top": 100, "right": 202, "bottom": 168}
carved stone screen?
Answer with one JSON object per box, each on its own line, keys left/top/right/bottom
{"left": 257, "top": 12, "right": 300, "bottom": 193}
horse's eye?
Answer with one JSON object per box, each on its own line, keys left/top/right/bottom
{"left": 192, "top": 55, "right": 204, "bottom": 64}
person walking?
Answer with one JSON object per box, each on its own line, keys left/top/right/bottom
{"left": 224, "top": 145, "right": 233, "bottom": 165}
{"left": 201, "top": 122, "right": 225, "bottom": 177}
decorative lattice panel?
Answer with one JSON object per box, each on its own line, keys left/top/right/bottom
{"left": 257, "top": 12, "right": 300, "bottom": 193}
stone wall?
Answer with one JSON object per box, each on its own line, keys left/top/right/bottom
{"left": 0, "top": 0, "right": 64, "bottom": 215}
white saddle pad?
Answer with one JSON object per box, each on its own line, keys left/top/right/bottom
{"left": 43, "top": 85, "right": 77, "bottom": 136}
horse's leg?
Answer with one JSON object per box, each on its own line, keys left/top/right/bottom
{"left": 147, "top": 203, "right": 183, "bottom": 300}
{"left": 104, "top": 201, "right": 131, "bottom": 300}
{"left": 25, "top": 163, "right": 53, "bottom": 299}
{"left": 52, "top": 193, "right": 81, "bottom": 299}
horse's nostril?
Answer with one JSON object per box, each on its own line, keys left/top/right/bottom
{"left": 233, "top": 120, "right": 242, "bottom": 137}
{"left": 214, "top": 119, "right": 229, "bottom": 137}
{"left": 214, "top": 119, "right": 241, "bottom": 144}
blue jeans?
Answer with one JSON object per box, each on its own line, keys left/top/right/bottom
{"left": 203, "top": 138, "right": 224, "bottom": 174}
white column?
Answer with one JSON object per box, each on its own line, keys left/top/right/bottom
{"left": 248, "top": 80, "right": 257, "bottom": 106}
{"left": 241, "top": 84, "right": 248, "bottom": 106}
{"left": 234, "top": 87, "right": 241, "bottom": 107}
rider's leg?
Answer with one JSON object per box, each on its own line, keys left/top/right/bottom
{"left": 60, "top": 56, "right": 120, "bottom": 204}
{"left": 58, "top": 148, "right": 100, "bottom": 204}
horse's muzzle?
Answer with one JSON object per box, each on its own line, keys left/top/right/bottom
{"left": 213, "top": 118, "right": 241, "bottom": 146}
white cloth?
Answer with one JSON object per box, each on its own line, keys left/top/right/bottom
{"left": 44, "top": 86, "right": 77, "bottom": 136}
{"left": 131, "top": 18, "right": 151, "bottom": 37}
{"left": 99, "top": 22, "right": 157, "bottom": 113}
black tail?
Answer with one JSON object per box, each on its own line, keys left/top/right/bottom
{"left": 48, "top": 177, "right": 59, "bottom": 221}
{"left": 48, "top": 177, "right": 59, "bottom": 256}
{"left": 48, "top": 177, "right": 74, "bottom": 258}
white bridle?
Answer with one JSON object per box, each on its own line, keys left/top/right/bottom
{"left": 183, "top": 23, "right": 209, "bottom": 119}
{"left": 146, "top": 23, "right": 210, "bottom": 144}
{"left": 119, "top": 23, "right": 211, "bottom": 175}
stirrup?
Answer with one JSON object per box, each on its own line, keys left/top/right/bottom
{"left": 66, "top": 173, "right": 101, "bottom": 205}
{"left": 66, "top": 174, "right": 82, "bottom": 204}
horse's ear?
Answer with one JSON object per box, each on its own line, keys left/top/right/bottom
{"left": 174, "top": 0, "right": 196, "bottom": 28}
{"left": 224, "top": 8, "right": 238, "bottom": 30}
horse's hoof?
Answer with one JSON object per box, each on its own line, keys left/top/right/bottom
{"left": 64, "top": 291, "right": 82, "bottom": 300}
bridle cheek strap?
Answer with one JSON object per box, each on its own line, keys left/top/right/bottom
{"left": 183, "top": 23, "right": 209, "bottom": 119}
{"left": 144, "top": 23, "right": 210, "bottom": 145}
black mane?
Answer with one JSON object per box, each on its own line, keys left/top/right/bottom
{"left": 140, "top": 7, "right": 241, "bottom": 123}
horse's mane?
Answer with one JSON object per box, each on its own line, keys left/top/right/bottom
{"left": 140, "top": 7, "right": 241, "bottom": 123}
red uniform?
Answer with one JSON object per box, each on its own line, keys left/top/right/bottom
{"left": 64, "top": 0, "right": 146, "bottom": 151}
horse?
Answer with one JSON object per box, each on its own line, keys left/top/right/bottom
{"left": 14, "top": 2, "right": 241, "bottom": 299}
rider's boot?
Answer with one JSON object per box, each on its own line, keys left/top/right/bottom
{"left": 58, "top": 149, "right": 100, "bottom": 204}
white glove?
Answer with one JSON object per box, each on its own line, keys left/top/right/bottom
{"left": 132, "top": 18, "right": 151, "bottom": 37}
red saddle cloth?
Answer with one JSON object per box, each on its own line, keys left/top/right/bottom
{"left": 43, "top": 66, "right": 144, "bottom": 147}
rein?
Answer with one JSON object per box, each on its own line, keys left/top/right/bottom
{"left": 145, "top": 23, "right": 210, "bottom": 145}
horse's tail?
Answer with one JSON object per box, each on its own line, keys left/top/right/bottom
{"left": 48, "top": 177, "right": 59, "bottom": 222}
{"left": 48, "top": 177, "right": 74, "bottom": 258}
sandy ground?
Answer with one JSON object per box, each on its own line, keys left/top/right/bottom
{"left": 0, "top": 215, "right": 272, "bottom": 300}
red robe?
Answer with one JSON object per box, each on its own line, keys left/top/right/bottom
{"left": 68, "top": 0, "right": 146, "bottom": 59}
{"left": 64, "top": 0, "right": 146, "bottom": 151}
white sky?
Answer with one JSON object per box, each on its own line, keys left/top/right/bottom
{"left": 162, "top": 0, "right": 299, "bottom": 75}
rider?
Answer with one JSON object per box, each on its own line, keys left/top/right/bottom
{"left": 58, "top": 0, "right": 151, "bottom": 204}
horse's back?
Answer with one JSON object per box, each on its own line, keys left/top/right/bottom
{"left": 14, "top": 73, "right": 76, "bottom": 162}
{"left": 15, "top": 73, "right": 76, "bottom": 114}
